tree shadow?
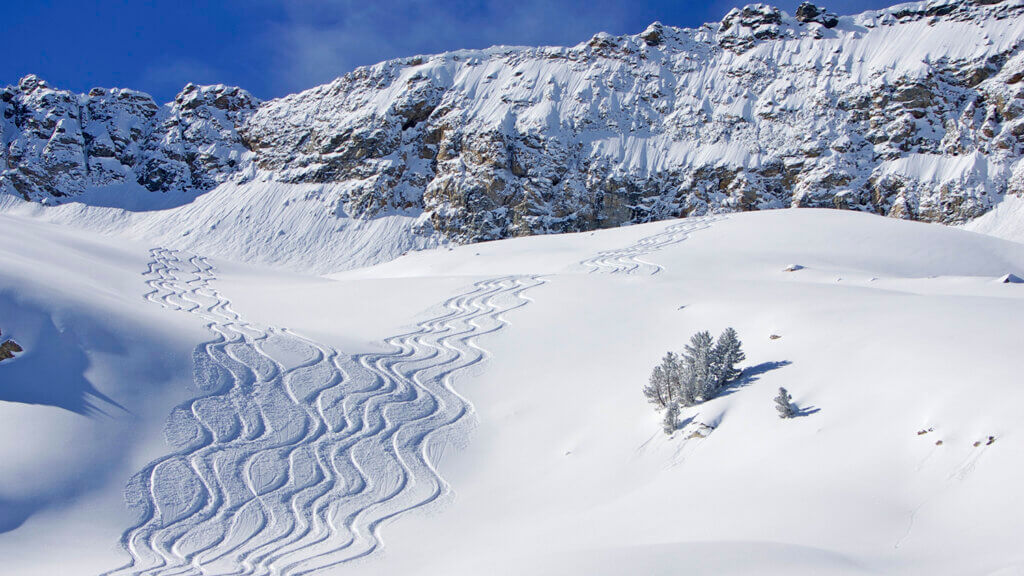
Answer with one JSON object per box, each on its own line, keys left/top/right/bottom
{"left": 716, "top": 360, "right": 792, "bottom": 398}
{"left": 792, "top": 405, "right": 821, "bottom": 418}
{"left": 672, "top": 414, "right": 696, "bottom": 433}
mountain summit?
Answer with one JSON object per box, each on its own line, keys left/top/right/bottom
{"left": 2, "top": 0, "right": 1023, "bottom": 248}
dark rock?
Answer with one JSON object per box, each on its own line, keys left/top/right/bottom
{"left": 926, "top": 2, "right": 957, "bottom": 17}
{"left": 796, "top": 2, "right": 824, "bottom": 21}
{"left": 0, "top": 335, "right": 23, "bottom": 361}
{"left": 640, "top": 22, "right": 664, "bottom": 46}
{"left": 795, "top": 2, "right": 839, "bottom": 27}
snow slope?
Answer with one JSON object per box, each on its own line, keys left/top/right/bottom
{"left": 1, "top": 207, "right": 1022, "bottom": 575}
{"left": 964, "top": 193, "right": 1024, "bottom": 243}
{"left": 0, "top": 182, "right": 438, "bottom": 274}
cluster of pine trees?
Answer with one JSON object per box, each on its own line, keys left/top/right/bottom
{"left": 644, "top": 328, "right": 745, "bottom": 409}
{"left": 644, "top": 328, "right": 745, "bottom": 434}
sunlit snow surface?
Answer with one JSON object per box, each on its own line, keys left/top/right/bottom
{"left": 1, "top": 206, "right": 1023, "bottom": 575}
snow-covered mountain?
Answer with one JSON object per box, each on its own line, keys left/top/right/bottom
{"left": 1, "top": 78, "right": 257, "bottom": 200}
{"left": 3, "top": 2, "right": 1024, "bottom": 572}
{"left": 3, "top": 0, "right": 1024, "bottom": 257}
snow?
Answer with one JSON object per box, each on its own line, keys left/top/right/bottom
{"left": 5, "top": 0, "right": 1023, "bottom": 248}
{"left": 877, "top": 152, "right": 1002, "bottom": 189}
{"left": 964, "top": 193, "right": 1024, "bottom": 244}
{"left": 3, "top": 1, "right": 1024, "bottom": 571}
{"left": 0, "top": 181, "right": 440, "bottom": 274}
{"left": 1, "top": 205, "right": 1023, "bottom": 575}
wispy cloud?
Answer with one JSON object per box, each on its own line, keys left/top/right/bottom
{"left": 2, "top": 0, "right": 899, "bottom": 102}
{"left": 234, "top": 0, "right": 897, "bottom": 98}
{"left": 255, "top": 0, "right": 643, "bottom": 95}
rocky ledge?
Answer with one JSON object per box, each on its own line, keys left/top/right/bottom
{"left": 0, "top": 329, "right": 23, "bottom": 362}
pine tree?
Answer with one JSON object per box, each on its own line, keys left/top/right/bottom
{"left": 662, "top": 402, "right": 679, "bottom": 435}
{"left": 645, "top": 328, "right": 746, "bottom": 432}
{"left": 677, "top": 363, "right": 697, "bottom": 406}
{"left": 662, "top": 351, "right": 683, "bottom": 405}
{"left": 774, "top": 387, "right": 795, "bottom": 419}
{"left": 713, "top": 327, "right": 745, "bottom": 387}
{"left": 644, "top": 363, "right": 671, "bottom": 409}
{"left": 683, "top": 331, "right": 716, "bottom": 401}
{"left": 644, "top": 352, "right": 684, "bottom": 408}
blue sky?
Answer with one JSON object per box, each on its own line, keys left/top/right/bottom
{"left": 3, "top": 0, "right": 895, "bottom": 103}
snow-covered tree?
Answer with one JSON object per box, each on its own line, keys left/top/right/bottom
{"left": 663, "top": 351, "right": 690, "bottom": 406}
{"left": 662, "top": 402, "right": 679, "bottom": 435}
{"left": 644, "top": 328, "right": 745, "bottom": 430}
{"left": 683, "top": 331, "right": 716, "bottom": 401}
{"left": 644, "top": 352, "right": 684, "bottom": 409}
{"left": 712, "top": 327, "right": 745, "bottom": 387}
{"left": 644, "top": 363, "right": 671, "bottom": 409}
{"left": 774, "top": 387, "right": 795, "bottom": 418}
{"left": 677, "top": 363, "right": 696, "bottom": 406}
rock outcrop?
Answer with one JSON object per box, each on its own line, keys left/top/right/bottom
{"left": 0, "top": 329, "right": 22, "bottom": 362}
{"left": 0, "top": 76, "right": 257, "bottom": 200}
{"left": 795, "top": 2, "right": 839, "bottom": 27}
{"left": 3, "top": 0, "right": 1024, "bottom": 245}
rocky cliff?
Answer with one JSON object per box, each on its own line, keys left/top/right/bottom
{"left": 3, "top": 0, "right": 1024, "bottom": 244}
{"left": 0, "top": 78, "right": 257, "bottom": 201}
{"left": 0, "top": 329, "right": 22, "bottom": 362}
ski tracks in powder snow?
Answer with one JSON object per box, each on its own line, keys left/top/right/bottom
{"left": 578, "top": 216, "right": 720, "bottom": 275}
{"left": 106, "top": 248, "right": 542, "bottom": 576}
{"left": 109, "top": 215, "right": 717, "bottom": 575}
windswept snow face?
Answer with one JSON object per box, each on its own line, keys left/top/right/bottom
{"left": 3, "top": 207, "right": 1021, "bottom": 575}
{"left": 0, "top": 181, "right": 441, "bottom": 274}
{"left": 963, "top": 192, "right": 1024, "bottom": 243}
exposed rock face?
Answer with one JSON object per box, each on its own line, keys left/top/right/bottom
{"left": 0, "top": 329, "right": 22, "bottom": 362}
{"left": 0, "top": 76, "right": 258, "bottom": 200}
{"left": 3, "top": 0, "right": 1024, "bottom": 245}
{"left": 717, "top": 4, "right": 785, "bottom": 52}
{"left": 795, "top": 2, "right": 839, "bottom": 27}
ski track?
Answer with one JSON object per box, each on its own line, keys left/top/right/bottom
{"left": 105, "top": 247, "right": 542, "bottom": 576}
{"left": 579, "top": 216, "right": 720, "bottom": 275}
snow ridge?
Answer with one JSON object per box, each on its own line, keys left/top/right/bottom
{"left": 4, "top": 0, "right": 1024, "bottom": 264}
{"left": 105, "top": 249, "right": 541, "bottom": 575}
